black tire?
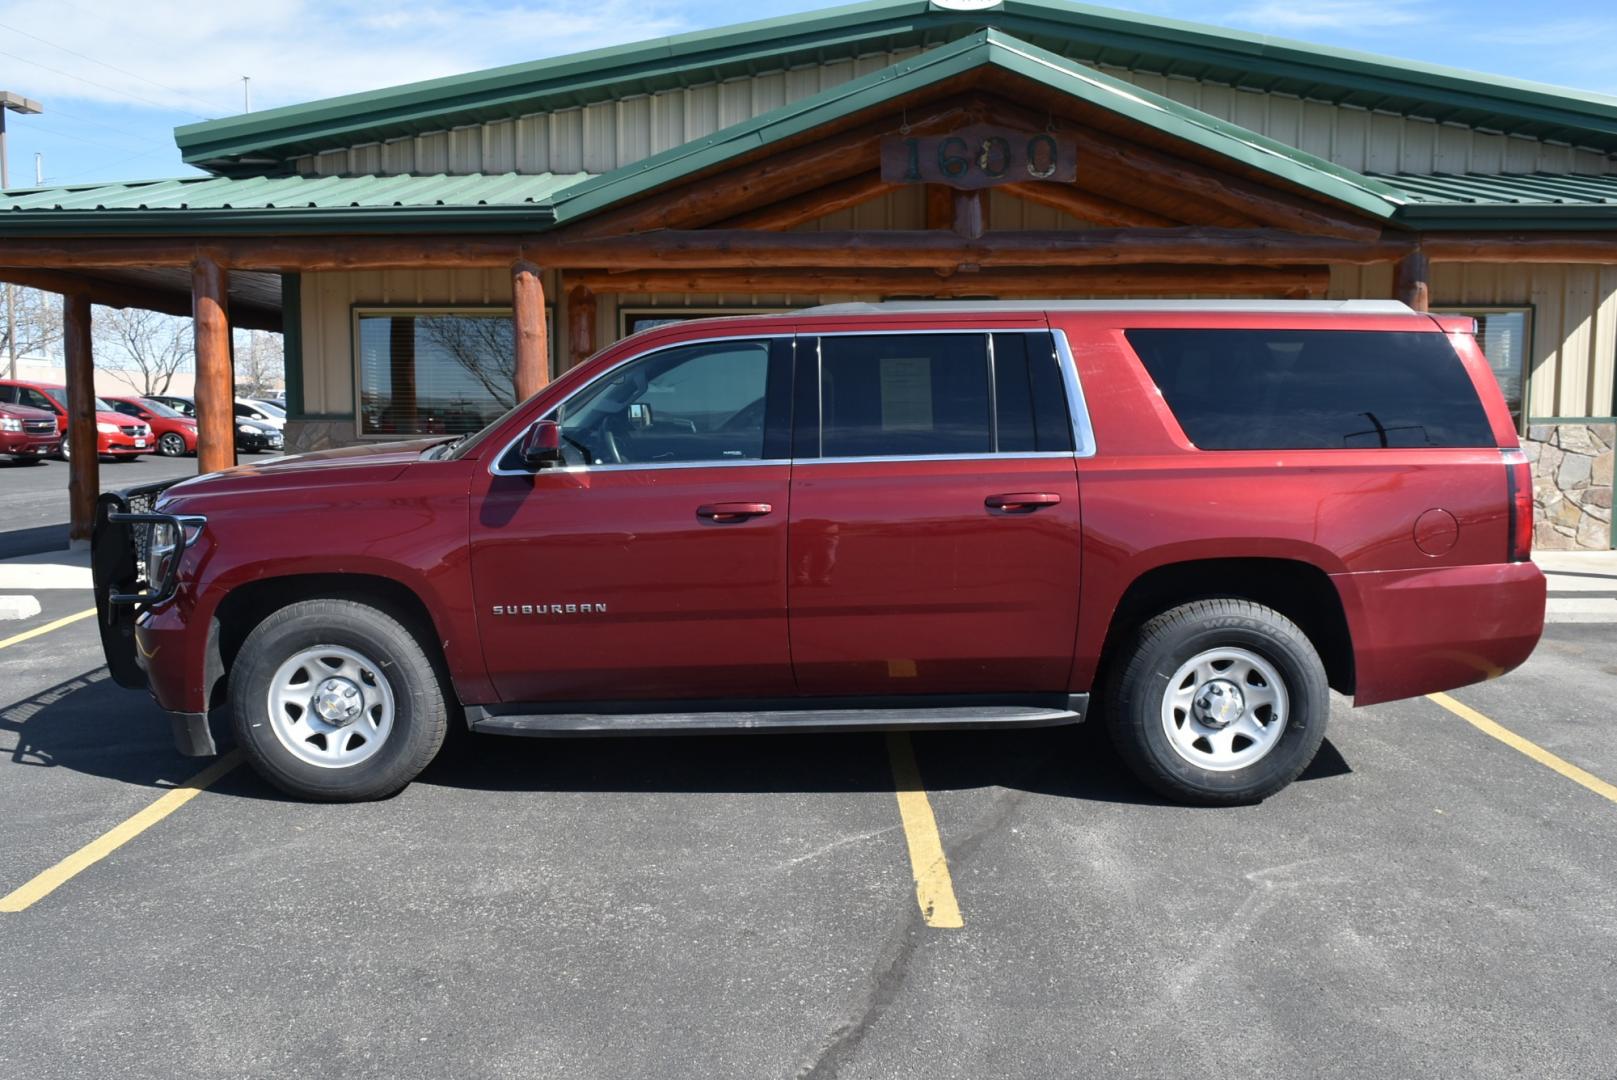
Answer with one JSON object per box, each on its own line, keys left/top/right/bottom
{"left": 1105, "top": 599, "right": 1329, "bottom": 806}
{"left": 230, "top": 598, "right": 449, "bottom": 801}
{"left": 158, "top": 431, "right": 187, "bottom": 457}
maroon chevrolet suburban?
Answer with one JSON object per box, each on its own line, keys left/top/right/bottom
{"left": 92, "top": 301, "right": 1546, "bottom": 805}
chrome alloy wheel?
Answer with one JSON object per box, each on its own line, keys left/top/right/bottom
{"left": 1160, "top": 647, "right": 1289, "bottom": 772}
{"left": 266, "top": 645, "right": 396, "bottom": 769}
{"left": 159, "top": 431, "right": 187, "bottom": 456}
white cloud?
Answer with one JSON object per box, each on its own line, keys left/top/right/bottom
{"left": 1221, "top": 0, "right": 1431, "bottom": 33}
{"left": 0, "top": 0, "right": 692, "bottom": 119}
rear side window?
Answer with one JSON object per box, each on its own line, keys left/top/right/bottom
{"left": 1125, "top": 329, "right": 1496, "bottom": 450}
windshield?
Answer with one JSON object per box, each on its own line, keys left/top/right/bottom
{"left": 138, "top": 398, "right": 185, "bottom": 419}
{"left": 252, "top": 400, "right": 287, "bottom": 417}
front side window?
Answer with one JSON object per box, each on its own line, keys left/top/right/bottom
{"left": 1126, "top": 329, "right": 1497, "bottom": 450}
{"left": 1434, "top": 307, "right": 1530, "bottom": 427}
{"left": 111, "top": 402, "right": 143, "bottom": 418}
{"left": 507, "top": 338, "right": 779, "bottom": 469}
{"left": 357, "top": 309, "right": 551, "bottom": 438}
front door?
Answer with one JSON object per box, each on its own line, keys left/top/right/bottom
{"left": 468, "top": 335, "right": 796, "bottom": 703}
{"left": 788, "top": 329, "right": 1083, "bottom": 696}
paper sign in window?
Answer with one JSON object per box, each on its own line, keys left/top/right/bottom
{"left": 880, "top": 356, "right": 933, "bottom": 431}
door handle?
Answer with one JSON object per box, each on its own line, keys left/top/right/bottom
{"left": 985, "top": 492, "right": 1061, "bottom": 513}
{"left": 697, "top": 502, "right": 773, "bottom": 522}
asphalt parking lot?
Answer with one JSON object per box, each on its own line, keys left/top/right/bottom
{"left": 1, "top": 467, "right": 1615, "bottom": 1079}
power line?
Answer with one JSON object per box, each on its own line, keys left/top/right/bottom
{"left": 0, "top": 19, "right": 232, "bottom": 117}
{"left": 0, "top": 49, "right": 211, "bottom": 119}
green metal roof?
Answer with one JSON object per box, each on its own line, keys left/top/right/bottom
{"left": 1372, "top": 172, "right": 1617, "bottom": 230}
{"left": 547, "top": 29, "right": 1405, "bottom": 225}
{"left": 0, "top": 172, "right": 584, "bottom": 236}
{"left": 174, "top": 0, "right": 1617, "bottom": 172}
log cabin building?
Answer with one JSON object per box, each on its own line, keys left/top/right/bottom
{"left": 2, "top": 0, "right": 1614, "bottom": 546}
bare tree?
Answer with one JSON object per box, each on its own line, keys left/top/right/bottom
{"left": 233, "top": 330, "right": 285, "bottom": 398}
{"left": 95, "top": 306, "right": 192, "bottom": 395}
{"left": 1, "top": 285, "right": 65, "bottom": 360}
{"left": 418, "top": 315, "right": 516, "bottom": 408}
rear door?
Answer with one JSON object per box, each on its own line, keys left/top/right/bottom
{"left": 787, "top": 328, "right": 1084, "bottom": 696}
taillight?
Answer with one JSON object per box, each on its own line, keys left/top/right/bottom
{"left": 1505, "top": 453, "right": 1533, "bottom": 562}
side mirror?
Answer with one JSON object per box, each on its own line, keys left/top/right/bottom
{"left": 626, "top": 402, "right": 654, "bottom": 430}
{"left": 520, "top": 419, "right": 564, "bottom": 469}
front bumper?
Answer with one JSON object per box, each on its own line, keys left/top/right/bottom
{"left": 0, "top": 431, "right": 59, "bottom": 456}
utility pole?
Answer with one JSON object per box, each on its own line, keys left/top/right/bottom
{"left": 1, "top": 91, "right": 45, "bottom": 380}
{"left": 242, "top": 76, "right": 251, "bottom": 113}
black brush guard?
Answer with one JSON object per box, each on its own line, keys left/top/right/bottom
{"left": 91, "top": 481, "right": 201, "bottom": 690}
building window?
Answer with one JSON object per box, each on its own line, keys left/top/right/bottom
{"left": 619, "top": 307, "right": 790, "bottom": 338}
{"left": 354, "top": 308, "right": 551, "bottom": 438}
{"left": 1435, "top": 307, "right": 1530, "bottom": 426}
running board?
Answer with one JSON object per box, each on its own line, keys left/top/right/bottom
{"left": 465, "top": 694, "right": 1087, "bottom": 737}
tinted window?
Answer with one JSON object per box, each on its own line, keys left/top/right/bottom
{"left": 110, "top": 401, "right": 142, "bottom": 417}
{"left": 1125, "top": 329, "right": 1496, "bottom": 450}
{"left": 992, "top": 333, "right": 1074, "bottom": 453}
{"left": 539, "top": 339, "right": 775, "bottom": 467}
{"left": 0, "top": 386, "right": 13, "bottom": 404}
{"left": 21, "top": 388, "right": 59, "bottom": 414}
{"left": 817, "top": 334, "right": 992, "bottom": 457}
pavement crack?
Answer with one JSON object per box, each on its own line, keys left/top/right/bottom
{"left": 793, "top": 914, "right": 923, "bottom": 1080}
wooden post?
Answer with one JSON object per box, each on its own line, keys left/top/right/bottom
{"left": 952, "top": 190, "right": 988, "bottom": 239}
{"left": 512, "top": 259, "right": 548, "bottom": 400}
{"left": 567, "top": 284, "right": 596, "bottom": 370}
{"left": 63, "top": 292, "right": 98, "bottom": 543}
{"left": 1394, "top": 250, "right": 1430, "bottom": 312}
{"left": 192, "top": 255, "right": 235, "bottom": 474}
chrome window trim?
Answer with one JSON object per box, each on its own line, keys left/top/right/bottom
{"left": 488, "top": 325, "right": 1099, "bottom": 476}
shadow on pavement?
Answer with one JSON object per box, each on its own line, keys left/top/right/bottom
{"left": 2, "top": 667, "right": 1353, "bottom": 806}
{"left": 0, "top": 522, "right": 69, "bottom": 560}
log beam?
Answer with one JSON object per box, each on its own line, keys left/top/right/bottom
{"left": 512, "top": 260, "right": 549, "bottom": 400}
{"left": 1003, "top": 182, "right": 1182, "bottom": 228}
{"left": 575, "top": 264, "right": 1331, "bottom": 298}
{"left": 1394, "top": 250, "right": 1430, "bottom": 312}
{"left": 192, "top": 256, "right": 235, "bottom": 475}
{"left": 716, "top": 172, "right": 893, "bottom": 231}
{"left": 567, "top": 284, "right": 596, "bottom": 369}
{"left": 559, "top": 227, "right": 1413, "bottom": 269}
{"left": 63, "top": 292, "right": 98, "bottom": 542}
{"left": 2, "top": 229, "right": 1612, "bottom": 274}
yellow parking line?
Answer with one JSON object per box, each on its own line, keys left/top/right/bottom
{"left": 0, "top": 607, "right": 97, "bottom": 651}
{"left": 886, "top": 733, "right": 964, "bottom": 929}
{"left": 0, "top": 750, "right": 244, "bottom": 913}
{"left": 1429, "top": 692, "right": 1617, "bottom": 805}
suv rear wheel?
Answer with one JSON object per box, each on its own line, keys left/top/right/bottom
{"left": 230, "top": 598, "right": 448, "bottom": 801}
{"left": 1106, "top": 599, "right": 1328, "bottom": 805}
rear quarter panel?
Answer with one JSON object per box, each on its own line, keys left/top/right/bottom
{"left": 1056, "top": 311, "right": 1541, "bottom": 703}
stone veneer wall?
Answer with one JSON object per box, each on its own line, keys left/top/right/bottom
{"left": 1526, "top": 423, "right": 1614, "bottom": 550}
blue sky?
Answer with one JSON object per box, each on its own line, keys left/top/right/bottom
{"left": 2, "top": 0, "right": 1614, "bottom": 189}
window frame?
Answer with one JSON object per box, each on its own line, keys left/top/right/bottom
{"left": 351, "top": 304, "right": 555, "bottom": 442}
{"left": 794, "top": 329, "right": 1094, "bottom": 464}
{"left": 488, "top": 327, "right": 1097, "bottom": 476}
{"left": 1432, "top": 304, "right": 1534, "bottom": 433}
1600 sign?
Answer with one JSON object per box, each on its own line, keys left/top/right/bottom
{"left": 880, "top": 125, "right": 1078, "bottom": 189}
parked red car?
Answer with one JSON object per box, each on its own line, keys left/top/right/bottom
{"left": 92, "top": 301, "right": 1545, "bottom": 805}
{"left": 0, "top": 379, "right": 151, "bottom": 460}
{"left": 103, "top": 395, "right": 198, "bottom": 457}
{"left": 0, "top": 399, "right": 61, "bottom": 462}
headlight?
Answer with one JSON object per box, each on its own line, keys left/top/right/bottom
{"left": 237, "top": 423, "right": 253, "bottom": 434}
{"left": 96, "top": 422, "right": 119, "bottom": 434}
{"left": 148, "top": 522, "right": 179, "bottom": 584}
{"left": 0, "top": 418, "right": 20, "bottom": 432}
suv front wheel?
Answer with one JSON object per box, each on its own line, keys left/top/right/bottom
{"left": 230, "top": 598, "right": 449, "bottom": 801}
{"left": 1106, "top": 599, "right": 1329, "bottom": 805}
